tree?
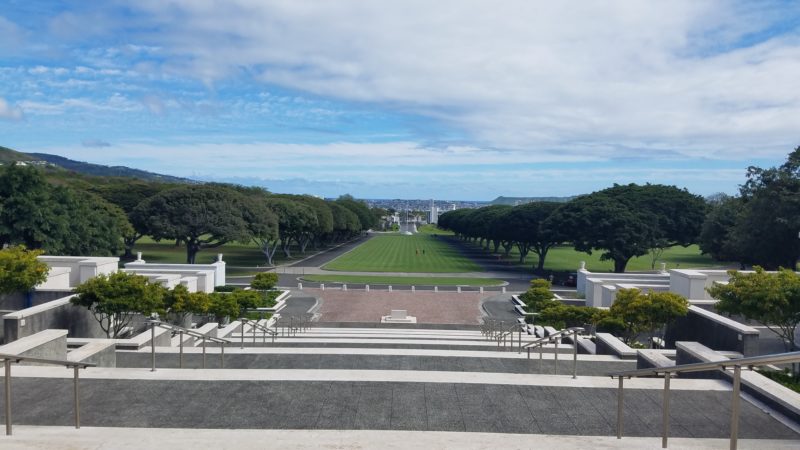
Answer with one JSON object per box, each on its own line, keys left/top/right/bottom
{"left": 699, "top": 194, "right": 745, "bottom": 264}
{"left": 275, "top": 194, "right": 334, "bottom": 251}
{"left": 735, "top": 147, "right": 800, "bottom": 270}
{"left": 0, "top": 164, "right": 130, "bottom": 256}
{"left": 164, "top": 284, "right": 211, "bottom": 324}
{"left": 337, "top": 195, "right": 375, "bottom": 230}
{"left": 134, "top": 185, "right": 252, "bottom": 263}
{"left": 209, "top": 292, "right": 240, "bottom": 322}
{"left": 91, "top": 181, "right": 173, "bottom": 258}
{"left": 510, "top": 202, "right": 563, "bottom": 270}
{"left": 264, "top": 197, "right": 318, "bottom": 258}
{"left": 0, "top": 246, "right": 49, "bottom": 294}
{"left": 328, "top": 202, "right": 361, "bottom": 240}
{"left": 548, "top": 183, "right": 706, "bottom": 273}
{"left": 610, "top": 288, "right": 689, "bottom": 344}
{"left": 243, "top": 198, "right": 280, "bottom": 266}
{"left": 71, "top": 272, "right": 166, "bottom": 338}
{"left": 251, "top": 272, "right": 279, "bottom": 290}
{"left": 708, "top": 267, "right": 800, "bottom": 352}
{"left": 546, "top": 195, "right": 655, "bottom": 273}
{"left": 518, "top": 278, "right": 556, "bottom": 311}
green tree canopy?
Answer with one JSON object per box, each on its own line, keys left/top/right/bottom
{"left": 610, "top": 288, "right": 689, "bottom": 344}
{"left": 251, "top": 272, "right": 279, "bottom": 290}
{"left": 134, "top": 185, "right": 253, "bottom": 263}
{"left": 263, "top": 197, "right": 318, "bottom": 258}
{"left": 708, "top": 267, "right": 800, "bottom": 351}
{"left": 336, "top": 195, "right": 375, "bottom": 230}
{"left": 72, "top": 272, "right": 166, "bottom": 338}
{"left": 164, "top": 284, "right": 211, "bottom": 324}
{"left": 0, "top": 246, "right": 49, "bottom": 294}
{"left": 0, "top": 164, "right": 130, "bottom": 256}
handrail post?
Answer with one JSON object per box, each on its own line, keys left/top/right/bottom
{"left": 4, "top": 359, "right": 11, "bottom": 436}
{"left": 220, "top": 342, "right": 225, "bottom": 368}
{"left": 554, "top": 338, "right": 559, "bottom": 374}
{"left": 179, "top": 331, "right": 184, "bottom": 369}
{"left": 150, "top": 322, "right": 156, "bottom": 372}
{"left": 572, "top": 329, "right": 578, "bottom": 379}
{"left": 730, "top": 366, "right": 741, "bottom": 450}
{"left": 73, "top": 366, "right": 80, "bottom": 429}
{"left": 662, "top": 372, "right": 671, "bottom": 448}
{"left": 518, "top": 325, "right": 522, "bottom": 354}
{"left": 616, "top": 376, "right": 624, "bottom": 439}
{"left": 202, "top": 337, "right": 207, "bottom": 369}
{"left": 240, "top": 320, "right": 244, "bottom": 349}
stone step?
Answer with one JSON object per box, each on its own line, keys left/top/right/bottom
{"left": 220, "top": 336, "right": 574, "bottom": 352}
{"left": 116, "top": 351, "right": 633, "bottom": 376}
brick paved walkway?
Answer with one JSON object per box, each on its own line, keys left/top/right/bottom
{"left": 312, "top": 289, "right": 489, "bottom": 324}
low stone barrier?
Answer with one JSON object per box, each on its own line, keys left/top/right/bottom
{"left": 666, "top": 306, "right": 759, "bottom": 356}
{"left": 3, "top": 295, "right": 105, "bottom": 344}
{"left": 0, "top": 329, "right": 68, "bottom": 362}
{"left": 595, "top": 333, "right": 637, "bottom": 359}
{"left": 636, "top": 349, "right": 675, "bottom": 370}
{"left": 68, "top": 341, "right": 116, "bottom": 367}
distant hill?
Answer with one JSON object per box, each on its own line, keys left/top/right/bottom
{"left": 490, "top": 196, "right": 573, "bottom": 206}
{"left": 0, "top": 146, "right": 194, "bottom": 183}
{"left": 0, "top": 146, "right": 40, "bottom": 163}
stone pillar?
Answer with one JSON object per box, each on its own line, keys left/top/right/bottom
{"left": 660, "top": 262, "right": 667, "bottom": 273}
{"left": 411, "top": 286, "right": 415, "bottom": 292}
{"left": 342, "top": 284, "right": 347, "bottom": 291}
{"left": 502, "top": 287, "right": 506, "bottom": 294}
{"left": 365, "top": 285, "right": 369, "bottom": 292}
{"left": 136, "top": 252, "right": 143, "bottom": 262}
{"left": 388, "top": 285, "right": 392, "bottom": 292}
{"left": 479, "top": 286, "right": 484, "bottom": 293}
{"left": 297, "top": 282, "right": 303, "bottom": 290}
{"left": 434, "top": 286, "right": 438, "bottom": 293}
{"left": 320, "top": 283, "right": 325, "bottom": 291}
{"left": 579, "top": 261, "right": 586, "bottom": 270}
{"left": 457, "top": 286, "right": 461, "bottom": 293}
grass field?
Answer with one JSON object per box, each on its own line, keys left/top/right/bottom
{"left": 323, "top": 234, "right": 480, "bottom": 273}
{"left": 303, "top": 274, "right": 503, "bottom": 286}
{"left": 417, "top": 224, "right": 454, "bottom": 236}
{"left": 473, "top": 241, "right": 729, "bottom": 273}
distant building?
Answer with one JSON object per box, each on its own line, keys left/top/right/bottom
{"left": 429, "top": 199, "right": 438, "bottom": 224}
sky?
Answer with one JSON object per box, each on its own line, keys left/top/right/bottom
{"left": 1, "top": 1, "right": 799, "bottom": 200}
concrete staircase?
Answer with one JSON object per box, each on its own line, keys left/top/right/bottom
{"left": 3, "top": 322, "right": 800, "bottom": 448}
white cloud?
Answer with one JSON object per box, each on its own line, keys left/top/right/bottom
{"left": 115, "top": 0, "right": 800, "bottom": 159}
{"left": 0, "top": 97, "right": 23, "bottom": 121}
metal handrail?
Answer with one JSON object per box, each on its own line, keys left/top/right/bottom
{"left": 148, "top": 320, "right": 231, "bottom": 371}
{"left": 495, "top": 322, "right": 525, "bottom": 352}
{"left": 275, "top": 314, "right": 311, "bottom": 337}
{"left": 0, "top": 353, "right": 95, "bottom": 436}
{"left": 239, "top": 317, "right": 278, "bottom": 348}
{"left": 607, "top": 350, "right": 800, "bottom": 450}
{"left": 522, "top": 327, "right": 584, "bottom": 379}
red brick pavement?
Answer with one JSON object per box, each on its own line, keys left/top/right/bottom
{"left": 311, "top": 289, "right": 489, "bottom": 324}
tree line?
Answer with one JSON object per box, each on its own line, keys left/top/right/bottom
{"left": 0, "top": 164, "right": 384, "bottom": 264}
{"left": 439, "top": 147, "right": 800, "bottom": 273}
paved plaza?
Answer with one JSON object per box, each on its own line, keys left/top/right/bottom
{"left": 312, "top": 289, "right": 490, "bottom": 324}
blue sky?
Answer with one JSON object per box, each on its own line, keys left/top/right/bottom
{"left": 1, "top": 1, "right": 799, "bottom": 200}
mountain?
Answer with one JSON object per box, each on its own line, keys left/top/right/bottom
{"left": 0, "top": 146, "right": 194, "bottom": 183}
{"left": 490, "top": 196, "right": 573, "bottom": 206}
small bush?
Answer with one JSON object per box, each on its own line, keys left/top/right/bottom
{"left": 214, "top": 285, "right": 238, "bottom": 292}
{"left": 519, "top": 278, "right": 555, "bottom": 311}
{"left": 251, "top": 272, "right": 279, "bottom": 290}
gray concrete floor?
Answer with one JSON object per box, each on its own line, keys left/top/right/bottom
{"left": 0, "top": 378, "right": 796, "bottom": 439}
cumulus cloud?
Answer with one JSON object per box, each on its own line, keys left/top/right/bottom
{"left": 0, "top": 98, "right": 23, "bottom": 121}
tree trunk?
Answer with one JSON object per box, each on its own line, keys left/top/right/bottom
{"left": 536, "top": 250, "right": 547, "bottom": 272}
{"left": 613, "top": 257, "right": 629, "bottom": 273}
{"left": 492, "top": 240, "right": 501, "bottom": 253}
{"left": 186, "top": 240, "right": 200, "bottom": 264}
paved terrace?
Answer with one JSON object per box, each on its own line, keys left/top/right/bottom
{"left": 311, "top": 289, "right": 489, "bottom": 324}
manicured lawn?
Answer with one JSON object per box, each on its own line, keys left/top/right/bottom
{"left": 417, "top": 224, "right": 454, "bottom": 236}
{"left": 303, "top": 274, "right": 504, "bottom": 286}
{"left": 465, "top": 239, "right": 730, "bottom": 273}
{"left": 323, "top": 234, "right": 480, "bottom": 273}
{"left": 132, "top": 236, "right": 335, "bottom": 273}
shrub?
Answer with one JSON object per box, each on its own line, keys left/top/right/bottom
{"left": 519, "top": 278, "right": 556, "bottom": 311}
{"left": 251, "top": 272, "right": 279, "bottom": 290}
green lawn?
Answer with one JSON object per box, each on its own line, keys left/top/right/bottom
{"left": 323, "top": 234, "right": 480, "bottom": 273}
{"left": 132, "top": 237, "right": 328, "bottom": 274}
{"left": 303, "top": 274, "right": 503, "bottom": 286}
{"left": 476, "top": 241, "right": 730, "bottom": 273}
{"left": 417, "top": 224, "right": 454, "bottom": 236}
